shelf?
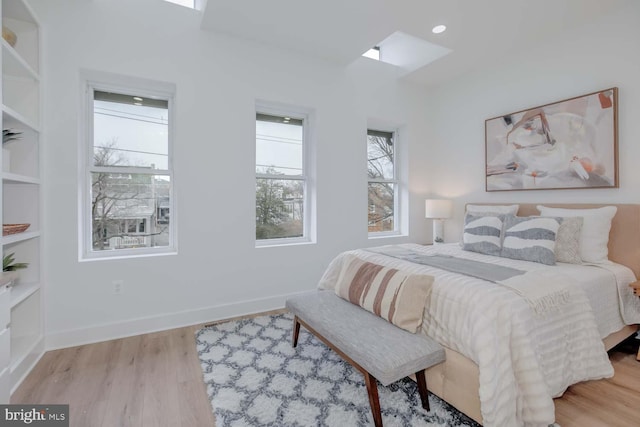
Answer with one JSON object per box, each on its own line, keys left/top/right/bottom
{"left": 2, "top": 172, "right": 39, "bottom": 185}
{"left": 10, "top": 282, "right": 39, "bottom": 308}
{"left": 1, "top": 230, "right": 39, "bottom": 245}
{"left": 2, "top": 0, "right": 39, "bottom": 25}
{"left": 2, "top": 105, "right": 39, "bottom": 132}
{"left": 2, "top": 40, "right": 39, "bottom": 81}
{"left": 10, "top": 334, "right": 42, "bottom": 373}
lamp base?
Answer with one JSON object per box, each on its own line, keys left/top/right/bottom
{"left": 432, "top": 220, "right": 445, "bottom": 244}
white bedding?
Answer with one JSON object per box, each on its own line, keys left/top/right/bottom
{"left": 318, "top": 243, "right": 638, "bottom": 427}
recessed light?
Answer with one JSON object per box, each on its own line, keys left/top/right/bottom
{"left": 432, "top": 25, "right": 447, "bottom": 34}
{"left": 133, "top": 96, "right": 143, "bottom": 101}
{"left": 284, "top": 117, "right": 291, "bottom": 120}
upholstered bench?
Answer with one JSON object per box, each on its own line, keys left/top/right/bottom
{"left": 285, "top": 290, "right": 446, "bottom": 427}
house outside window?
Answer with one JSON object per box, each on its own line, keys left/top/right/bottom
{"left": 255, "top": 106, "right": 313, "bottom": 246}
{"left": 367, "top": 129, "right": 398, "bottom": 234}
{"left": 81, "top": 77, "right": 175, "bottom": 259}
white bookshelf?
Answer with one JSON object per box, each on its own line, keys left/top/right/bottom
{"left": 0, "top": 0, "right": 43, "bottom": 400}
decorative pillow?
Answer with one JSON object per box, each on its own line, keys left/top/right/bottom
{"left": 462, "top": 213, "right": 504, "bottom": 256}
{"left": 537, "top": 206, "right": 617, "bottom": 264}
{"left": 500, "top": 216, "right": 561, "bottom": 265}
{"left": 554, "top": 217, "right": 583, "bottom": 264}
{"left": 466, "top": 204, "right": 519, "bottom": 215}
{"left": 334, "top": 254, "right": 433, "bottom": 333}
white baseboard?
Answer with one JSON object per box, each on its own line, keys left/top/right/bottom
{"left": 45, "top": 291, "right": 308, "bottom": 350}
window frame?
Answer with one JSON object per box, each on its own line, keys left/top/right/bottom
{"left": 79, "top": 74, "right": 177, "bottom": 261}
{"left": 255, "top": 103, "right": 314, "bottom": 247}
{"left": 367, "top": 128, "right": 400, "bottom": 237}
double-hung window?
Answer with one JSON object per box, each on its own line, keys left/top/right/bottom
{"left": 255, "top": 109, "right": 310, "bottom": 245}
{"left": 82, "top": 82, "right": 175, "bottom": 259}
{"left": 367, "top": 129, "right": 398, "bottom": 234}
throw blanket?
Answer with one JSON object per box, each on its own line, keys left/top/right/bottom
{"left": 366, "top": 247, "right": 570, "bottom": 315}
{"left": 318, "top": 244, "right": 613, "bottom": 427}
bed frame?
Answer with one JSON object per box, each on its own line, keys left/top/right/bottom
{"left": 425, "top": 203, "right": 640, "bottom": 424}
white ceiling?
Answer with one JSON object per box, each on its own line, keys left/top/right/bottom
{"left": 200, "top": 0, "right": 630, "bottom": 86}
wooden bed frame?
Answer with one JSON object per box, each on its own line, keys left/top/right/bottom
{"left": 425, "top": 203, "right": 640, "bottom": 424}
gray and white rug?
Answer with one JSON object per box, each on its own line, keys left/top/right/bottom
{"left": 196, "top": 313, "right": 481, "bottom": 427}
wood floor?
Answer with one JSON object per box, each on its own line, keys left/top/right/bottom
{"left": 11, "top": 320, "right": 640, "bottom": 427}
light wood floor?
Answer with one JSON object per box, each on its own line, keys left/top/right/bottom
{"left": 12, "top": 320, "right": 640, "bottom": 427}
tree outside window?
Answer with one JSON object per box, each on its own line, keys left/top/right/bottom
{"left": 367, "top": 130, "right": 396, "bottom": 233}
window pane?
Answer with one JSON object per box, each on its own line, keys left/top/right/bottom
{"left": 367, "top": 130, "right": 394, "bottom": 180}
{"left": 94, "top": 90, "right": 169, "bottom": 169}
{"left": 256, "top": 178, "right": 304, "bottom": 240}
{"left": 256, "top": 113, "right": 303, "bottom": 176}
{"left": 91, "top": 173, "right": 171, "bottom": 251}
{"left": 368, "top": 182, "right": 394, "bottom": 232}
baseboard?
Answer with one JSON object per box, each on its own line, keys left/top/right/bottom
{"left": 45, "top": 291, "right": 309, "bottom": 350}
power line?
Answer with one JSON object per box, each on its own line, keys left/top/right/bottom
{"left": 95, "top": 106, "right": 167, "bottom": 122}
{"left": 95, "top": 111, "right": 168, "bottom": 126}
{"left": 95, "top": 145, "right": 168, "bottom": 157}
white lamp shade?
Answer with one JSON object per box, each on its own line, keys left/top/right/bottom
{"left": 425, "top": 199, "right": 453, "bottom": 219}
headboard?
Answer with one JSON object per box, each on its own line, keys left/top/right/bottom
{"left": 470, "top": 203, "right": 640, "bottom": 278}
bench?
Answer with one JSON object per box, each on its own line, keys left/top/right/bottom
{"left": 285, "top": 290, "right": 446, "bottom": 427}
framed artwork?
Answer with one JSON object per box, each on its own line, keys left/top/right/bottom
{"left": 485, "top": 88, "right": 618, "bottom": 191}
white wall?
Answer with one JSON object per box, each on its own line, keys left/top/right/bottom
{"left": 30, "top": 0, "right": 432, "bottom": 347}
{"left": 424, "top": 1, "right": 640, "bottom": 240}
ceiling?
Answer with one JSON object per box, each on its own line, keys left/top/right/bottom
{"left": 200, "top": 0, "right": 630, "bottom": 86}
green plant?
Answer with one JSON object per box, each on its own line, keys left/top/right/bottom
{"left": 3, "top": 129, "right": 22, "bottom": 144}
{"left": 3, "top": 253, "right": 28, "bottom": 272}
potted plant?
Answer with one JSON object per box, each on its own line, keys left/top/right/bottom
{"left": 3, "top": 252, "right": 28, "bottom": 283}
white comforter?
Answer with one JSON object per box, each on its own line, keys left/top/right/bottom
{"left": 318, "top": 243, "right": 621, "bottom": 427}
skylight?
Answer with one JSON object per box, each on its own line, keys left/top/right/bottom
{"left": 362, "top": 46, "right": 380, "bottom": 61}
{"left": 165, "top": 0, "right": 196, "bottom": 9}
{"left": 367, "top": 31, "right": 452, "bottom": 76}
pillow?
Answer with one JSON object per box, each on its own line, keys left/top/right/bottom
{"left": 537, "top": 206, "right": 617, "bottom": 264}
{"left": 554, "top": 217, "right": 583, "bottom": 264}
{"left": 462, "top": 213, "right": 504, "bottom": 256}
{"left": 466, "top": 204, "right": 519, "bottom": 215}
{"left": 334, "top": 254, "right": 433, "bottom": 333}
{"left": 500, "top": 215, "right": 561, "bottom": 265}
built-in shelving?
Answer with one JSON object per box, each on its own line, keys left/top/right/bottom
{"left": 0, "top": 0, "right": 44, "bottom": 401}
{"left": 2, "top": 172, "right": 39, "bottom": 184}
{"left": 9, "top": 281, "right": 39, "bottom": 308}
{"left": 1, "top": 230, "right": 39, "bottom": 245}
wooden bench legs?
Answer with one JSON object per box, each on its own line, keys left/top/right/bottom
{"left": 415, "top": 369, "right": 430, "bottom": 411}
{"left": 291, "top": 316, "right": 431, "bottom": 427}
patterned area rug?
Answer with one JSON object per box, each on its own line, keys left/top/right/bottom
{"left": 196, "top": 313, "right": 481, "bottom": 427}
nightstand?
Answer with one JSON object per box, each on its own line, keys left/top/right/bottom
{"left": 629, "top": 281, "right": 640, "bottom": 361}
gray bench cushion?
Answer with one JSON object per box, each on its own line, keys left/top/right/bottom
{"left": 286, "top": 290, "right": 445, "bottom": 386}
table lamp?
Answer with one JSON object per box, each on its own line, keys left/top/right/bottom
{"left": 425, "top": 199, "right": 453, "bottom": 244}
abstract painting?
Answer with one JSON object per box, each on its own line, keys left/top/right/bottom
{"left": 485, "top": 88, "right": 618, "bottom": 191}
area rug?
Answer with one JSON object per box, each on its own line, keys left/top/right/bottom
{"left": 196, "top": 313, "right": 481, "bottom": 427}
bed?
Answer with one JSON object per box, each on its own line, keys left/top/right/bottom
{"left": 318, "top": 203, "right": 640, "bottom": 427}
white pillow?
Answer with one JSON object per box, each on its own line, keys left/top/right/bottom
{"left": 536, "top": 205, "right": 617, "bottom": 264}
{"left": 466, "top": 204, "right": 519, "bottom": 215}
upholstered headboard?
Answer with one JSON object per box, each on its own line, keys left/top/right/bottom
{"left": 469, "top": 203, "right": 640, "bottom": 278}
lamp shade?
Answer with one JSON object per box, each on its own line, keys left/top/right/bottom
{"left": 425, "top": 199, "right": 453, "bottom": 219}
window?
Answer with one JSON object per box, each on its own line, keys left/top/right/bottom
{"left": 164, "top": 0, "right": 195, "bottom": 9}
{"left": 362, "top": 46, "right": 381, "bottom": 61}
{"left": 367, "top": 129, "right": 398, "bottom": 234}
{"left": 82, "top": 82, "right": 175, "bottom": 259}
{"left": 255, "top": 109, "right": 311, "bottom": 245}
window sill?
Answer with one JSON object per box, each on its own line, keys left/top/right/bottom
{"left": 368, "top": 231, "right": 406, "bottom": 240}
{"left": 80, "top": 247, "right": 177, "bottom": 262}
{"left": 255, "top": 238, "right": 315, "bottom": 249}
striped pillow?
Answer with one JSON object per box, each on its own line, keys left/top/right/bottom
{"left": 462, "top": 213, "right": 504, "bottom": 256}
{"left": 334, "top": 254, "right": 433, "bottom": 333}
{"left": 501, "top": 216, "right": 561, "bottom": 265}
